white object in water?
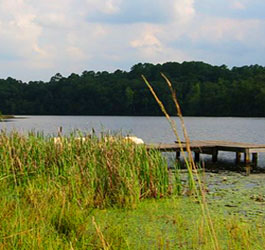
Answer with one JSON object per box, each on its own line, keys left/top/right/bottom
{"left": 124, "top": 136, "right": 144, "bottom": 144}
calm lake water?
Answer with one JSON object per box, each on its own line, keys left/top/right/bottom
{"left": 1, "top": 116, "right": 265, "bottom": 166}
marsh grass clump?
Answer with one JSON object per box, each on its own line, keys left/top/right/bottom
{"left": 0, "top": 131, "right": 175, "bottom": 209}
{"left": 0, "top": 130, "right": 185, "bottom": 248}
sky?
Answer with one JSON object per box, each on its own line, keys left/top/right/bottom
{"left": 0, "top": 0, "right": 264, "bottom": 82}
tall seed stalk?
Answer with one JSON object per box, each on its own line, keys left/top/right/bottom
{"left": 142, "top": 74, "right": 220, "bottom": 250}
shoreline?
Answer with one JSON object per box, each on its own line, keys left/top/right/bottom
{"left": 0, "top": 115, "right": 27, "bottom": 121}
{"left": 2, "top": 115, "right": 15, "bottom": 119}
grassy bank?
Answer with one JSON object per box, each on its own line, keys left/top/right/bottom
{"left": 0, "top": 132, "right": 265, "bottom": 249}
{"left": 2, "top": 194, "right": 265, "bottom": 249}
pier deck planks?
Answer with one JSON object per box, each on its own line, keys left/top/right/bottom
{"left": 146, "top": 140, "right": 265, "bottom": 154}
{"left": 146, "top": 140, "right": 265, "bottom": 172}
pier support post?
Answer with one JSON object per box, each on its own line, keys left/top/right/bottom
{"left": 57, "top": 126, "right": 63, "bottom": 137}
{"left": 194, "top": 152, "right": 200, "bottom": 162}
{"left": 212, "top": 149, "right": 218, "bottom": 163}
{"left": 176, "top": 151, "right": 180, "bottom": 161}
{"left": 244, "top": 150, "right": 251, "bottom": 175}
{"left": 235, "top": 152, "right": 241, "bottom": 164}
{"left": 252, "top": 153, "right": 258, "bottom": 167}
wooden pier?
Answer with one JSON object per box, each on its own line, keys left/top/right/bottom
{"left": 146, "top": 140, "right": 265, "bottom": 173}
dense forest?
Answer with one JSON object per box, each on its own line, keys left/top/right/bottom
{"left": 0, "top": 61, "right": 265, "bottom": 116}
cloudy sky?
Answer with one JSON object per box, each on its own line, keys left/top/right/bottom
{"left": 0, "top": 0, "right": 264, "bottom": 82}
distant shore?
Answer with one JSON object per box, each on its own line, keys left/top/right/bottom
{"left": 0, "top": 115, "right": 15, "bottom": 121}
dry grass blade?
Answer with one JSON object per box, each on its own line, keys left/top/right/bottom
{"left": 161, "top": 73, "right": 220, "bottom": 250}
{"left": 1, "top": 229, "right": 34, "bottom": 240}
{"left": 92, "top": 217, "right": 110, "bottom": 250}
{"left": 141, "top": 75, "right": 192, "bottom": 172}
{"left": 142, "top": 74, "right": 220, "bottom": 250}
{"left": 161, "top": 73, "right": 191, "bottom": 151}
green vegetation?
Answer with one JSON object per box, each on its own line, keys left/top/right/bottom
{"left": 0, "top": 110, "right": 15, "bottom": 121}
{"left": 0, "top": 131, "right": 177, "bottom": 209}
{"left": 0, "top": 61, "right": 265, "bottom": 116}
{"left": 1, "top": 131, "right": 265, "bottom": 249}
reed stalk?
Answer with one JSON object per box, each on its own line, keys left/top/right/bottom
{"left": 142, "top": 74, "right": 220, "bottom": 250}
{"left": 0, "top": 130, "right": 174, "bottom": 209}
{"left": 92, "top": 216, "right": 110, "bottom": 250}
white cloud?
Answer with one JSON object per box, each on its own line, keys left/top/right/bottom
{"left": 104, "top": 0, "right": 122, "bottom": 14}
{"left": 130, "top": 31, "right": 162, "bottom": 60}
{"left": 230, "top": 1, "right": 246, "bottom": 10}
{"left": 0, "top": 1, "right": 42, "bottom": 57}
{"left": 131, "top": 33, "right": 161, "bottom": 48}
{"left": 67, "top": 46, "right": 87, "bottom": 61}
{"left": 174, "top": 0, "right": 195, "bottom": 23}
{"left": 0, "top": 0, "right": 264, "bottom": 81}
{"left": 85, "top": 0, "right": 122, "bottom": 14}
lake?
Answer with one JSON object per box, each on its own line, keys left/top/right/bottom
{"left": 1, "top": 116, "right": 265, "bottom": 166}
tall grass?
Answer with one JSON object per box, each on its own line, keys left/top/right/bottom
{"left": 0, "top": 131, "right": 177, "bottom": 209}
{"left": 0, "top": 130, "right": 185, "bottom": 248}
{"left": 142, "top": 74, "right": 220, "bottom": 250}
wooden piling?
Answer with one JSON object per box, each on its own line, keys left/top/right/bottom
{"left": 252, "top": 153, "right": 258, "bottom": 167}
{"left": 58, "top": 126, "right": 63, "bottom": 137}
{"left": 176, "top": 151, "right": 180, "bottom": 161}
{"left": 235, "top": 152, "right": 241, "bottom": 164}
{"left": 194, "top": 152, "right": 200, "bottom": 162}
{"left": 145, "top": 140, "right": 265, "bottom": 174}
{"left": 244, "top": 150, "right": 251, "bottom": 175}
{"left": 212, "top": 149, "right": 218, "bottom": 163}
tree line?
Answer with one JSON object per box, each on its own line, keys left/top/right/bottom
{"left": 0, "top": 61, "right": 265, "bottom": 116}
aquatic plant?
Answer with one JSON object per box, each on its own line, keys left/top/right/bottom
{"left": 0, "top": 131, "right": 177, "bottom": 209}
